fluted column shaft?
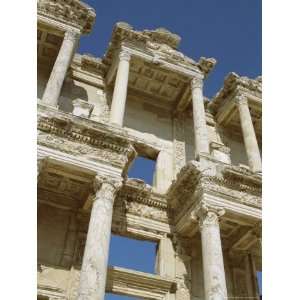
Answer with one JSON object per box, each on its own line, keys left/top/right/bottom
{"left": 236, "top": 95, "right": 262, "bottom": 173}
{"left": 42, "top": 30, "right": 80, "bottom": 107}
{"left": 77, "top": 178, "right": 121, "bottom": 300}
{"left": 109, "top": 50, "right": 131, "bottom": 126}
{"left": 191, "top": 76, "right": 210, "bottom": 158}
{"left": 199, "top": 204, "right": 227, "bottom": 300}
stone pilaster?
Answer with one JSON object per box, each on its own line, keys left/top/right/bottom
{"left": 109, "top": 50, "right": 131, "bottom": 126}
{"left": 235, "top": 95, "right": 262, "bottom": 173}
{"left": 198, "top": 203, "right": 228, "bottom": 300}
{"left": 191, "top": 76, "right": 210, "bottom": 159}
{"left": 42, "top": 30, "right": 80, "bottom": 107}
{"left": 77, "top": 176, "right": 122, "bottom": 300}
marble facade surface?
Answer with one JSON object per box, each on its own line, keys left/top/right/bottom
{"left": 37, "top": 1, "right": 262, "bottom": 300}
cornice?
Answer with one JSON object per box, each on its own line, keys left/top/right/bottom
{"left": 106, "top": 266, "right": 176, "bottom": 297}
{"left": 117, "top": 178, "right": 168, "bottom": 210}
{"left": 102, "top": 22, "right": 210, "bottom": 77}
{"left": 167, "top": 159, "right": 262, "bottom": 221}
{"left": 209, "top": 72, "right": 262, "bottom": 115}
{"left": 37, "top": 0, "right": 96, "bottom": 34}
{"left": 37, "top": 104, "right": 136, "bottom": 171}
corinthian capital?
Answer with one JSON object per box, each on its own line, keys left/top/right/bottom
{"left": 235, "top": 94, "right": 248, "bottom": 106}
{"left": 64, "top": 30, "right": 80, "bottom": 41}
{"left": 119, "top": 50, "right": 131, "bottom": 62}
{"left": 93, "top": 175, "right": 123, "bottom": 194}
{"left": 191, "top": 76, "right": 204, "bottom": 90}
{"left": 195, "top": 202, "right": 225, "bottom": 228}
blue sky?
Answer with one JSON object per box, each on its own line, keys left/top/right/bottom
{"left": 78, "top": 0, "right": 261, "bottom": 98}
{"left": 77, "top": 1, "right": 262, "bottom": 298}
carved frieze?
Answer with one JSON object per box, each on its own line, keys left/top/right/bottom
{"left": 167, "top": 160, "right": 262, "bottom": 222}
{"left": 38, "top": 0, "right": 96, "bottom": 34}
{"left": 209, "top": 72, "right": 262, "bottom": 115}
{"left": 37, "top": 107, "right": 136, "bottom": 170}
{"left": 102, "top": 22, "right": 205, "bottom": 73}
{"left": 125, "top": 202, "right": 168, "bottom": 223}
{"left": 173, "top": 114, "right": 186, "bottom": 176}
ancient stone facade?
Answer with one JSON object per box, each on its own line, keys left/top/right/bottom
{"left": 37, "top": 1, "right": 262, "bottom": 299}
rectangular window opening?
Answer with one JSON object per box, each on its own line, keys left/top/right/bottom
{"left": 108, "top": 234, "right": 157, "bottom": 274}
{"left": 128, "top": 155, "right": 156, "bottom": 186}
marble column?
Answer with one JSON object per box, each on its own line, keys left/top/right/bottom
{"left": 77, "top": 177, "right": 122, "bottom": 300}
{"left": 191, "top": 76, "right": 210, "bottom": 159}
{"left": 199, "top": 203, "right": 228, "bottom": 300}
{"left": 109, "top": 50, "right": 131, "bottom": 126}
{"left": 235, "top": 95, "right": 262, "bottom": 173}
{"left": 42, "top": 30, "right": 80, "bottom": 107}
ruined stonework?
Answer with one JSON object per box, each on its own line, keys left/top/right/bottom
{"left": 37, "top": 1, "right": 262, "bottom": 299}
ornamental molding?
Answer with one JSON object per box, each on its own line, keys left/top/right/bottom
{"left": 106, "top": 266, "right": 176, "bottom": 299}
{"left": 167, "top": 159, "right": 262, "bottom": 221}
{"left": 37, "top": 106, "right": 136, "bottom": 171}
{"left": 77, "top": 54, "right": 107, "bottom": 77}
{"left": 210, "top": 141, "right": 231, "bottom": 155}
{"left": 118, "top": 49, "right": 131, "bottom": 61}
{"left": 209, "top": 72, "right": 262, "bottom": 115}
{"left": 117, "top": 178, "right": 168, "bottom": 210}
{"left": 191, "top": 201, "right": 226, "bottom": 228}
{"left": 191, "top": 76, "right": 204, "bottom": 90}
{"left": 197, "top": 57, "right": 217, "bottom": 78}
{"left": 102, "top": 22, "right": 209, "bottom": 75}
{"left": 93, "top": 175, "right": 123, "bottom": 194}
{"left": 37, "top": 0, "right": 96, "bottom": 34}
{"left": 234, "top": 94, "right": 248, "bottom": 106}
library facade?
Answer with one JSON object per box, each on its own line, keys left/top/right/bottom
{"left": 37, "top": 1, "right": 262, "bottom": 299}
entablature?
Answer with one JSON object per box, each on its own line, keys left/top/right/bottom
{"left": 37, "top": 0, "right": 96, "bottom": 35}
{"left": 38, "top": 103, "right": 136, "bottom": 174}
{"left": 106, "top": 266, "right": 176, "bottom": 300}
{"left": 208, "top": 72, "right": 262, "bottom": 139}
{"left": 101, "top": 22, "right": 216, "bottom": 113}
{"left": 167, "top": 157, "right": 262, "bottom": 226}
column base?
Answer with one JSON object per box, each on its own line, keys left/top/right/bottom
{"left": 195, "top": 152, "right": 211, "bottom": 161}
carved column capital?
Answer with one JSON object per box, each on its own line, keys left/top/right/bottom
{"left": 191, "top": 76, "right": 204, "bottom": 90}
{"left": 64, "top": 30, "right": 80, "bottom": 41}
{"left": 119, "top": 50, "right": 131, "bottom": 62}
{"left": 193, "top": 202, "right": 225, "bottom": 229}
{"left": 93, "top": 175, "right": 123, "bottom": 194}
{"left": 235, "top": 94, "right": 248, "bottom": 106}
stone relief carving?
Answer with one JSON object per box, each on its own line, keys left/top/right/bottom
{"left": 125, "top": 201, "right": 168, "bottom": 223}
{"left": 37, "top": 10, "right": 261, "bottom": 299}
{"left": 37, "top": 111, "right": 136, "bottom": 170}
{"left": 173, "top": 114, "right": 186, "bottom": 176}
{"left": 209, "top": 71, "right": 262, "bottom": 114}
{"left": 146, "top": 40, "right": 196, "bottom": 65}
{"left": 38, "top": 0, "right": 96, "bottom": 34}
{"left": 38, "top": 132, "right": 126, "bottom": 167}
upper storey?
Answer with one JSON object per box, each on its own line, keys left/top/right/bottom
{"left": 209, "top": 72, "right": 262, "bottom": 143}
{"left": 96, "top": 22, "right": 217, "bottom": 112}
{"left": 37, "top": 0, "right": 96, "bottom": 72}
{"left": 38, "top": 0, "right": 96, "bottom": 34}
{"left": 37, "top": 3, "right": 261, "bottom": 197}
